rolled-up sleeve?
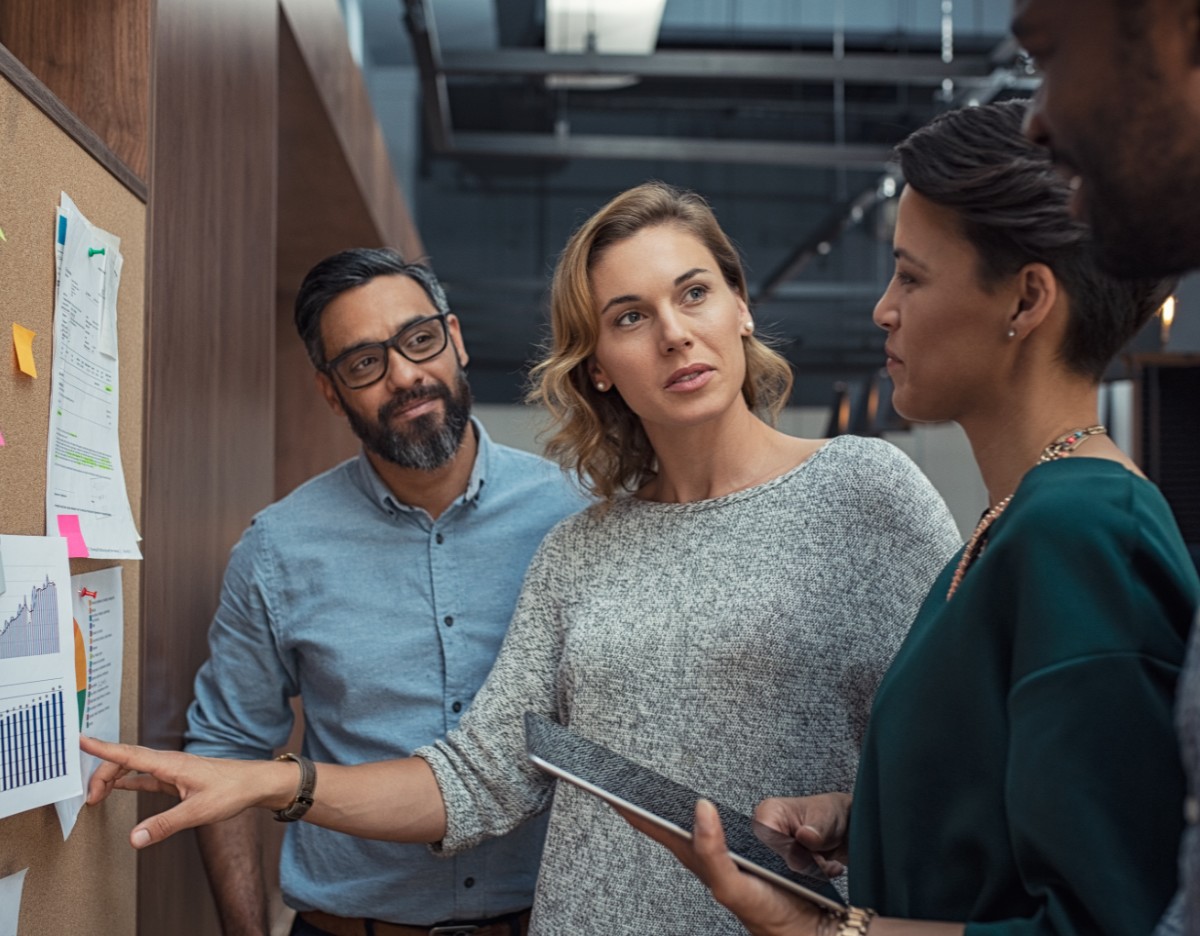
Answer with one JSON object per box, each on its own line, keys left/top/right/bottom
{"left": 185, "top": 520, "right": 297, "bottom": 761}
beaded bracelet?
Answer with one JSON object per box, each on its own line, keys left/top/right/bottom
{"left": 837, "top": 906, "right": 876, "bottom": 935}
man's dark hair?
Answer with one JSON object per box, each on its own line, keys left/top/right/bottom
{"left": 294, "top": 248, "right": 450, "bottom": 368}
{"left": 894, "top": 99, "right": 1171, "bottom": 380}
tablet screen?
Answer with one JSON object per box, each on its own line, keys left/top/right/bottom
{"left": 524, "top": 711, "right": 846, "bottom": 912}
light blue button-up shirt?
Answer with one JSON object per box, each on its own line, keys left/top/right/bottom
{"left": 185, "top": 420, "right": 590, "bottom": 924}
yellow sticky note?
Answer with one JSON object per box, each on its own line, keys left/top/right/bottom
{"left": 12, "top": 323, "right": 36, "bottom": 377}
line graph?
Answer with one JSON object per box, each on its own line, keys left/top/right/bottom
{"left": 0, "top": 576, "right": 61, "bottom": 659}
{"left": 0, "top": 535, "right": 81, "bottom": 818}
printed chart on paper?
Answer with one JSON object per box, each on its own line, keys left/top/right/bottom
{"left": 0, "top": 535, "right": 82, "bottom": 818}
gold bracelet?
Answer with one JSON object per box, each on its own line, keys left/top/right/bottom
{"left": 836, "top": 906, "right": 876, "bottom": 936}
{"left": 816, "top": 909, "right": 841, "bottom": 936}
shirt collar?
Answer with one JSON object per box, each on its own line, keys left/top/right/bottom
{"left": 354, "top": 416, "right": 490, "bottom": 516}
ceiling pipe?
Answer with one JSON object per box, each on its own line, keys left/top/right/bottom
{"left": 437, "top": 48, "right": 995, "bottom": 85}
{"left": 450, "top": 131, "right": 893, "bottom": 168}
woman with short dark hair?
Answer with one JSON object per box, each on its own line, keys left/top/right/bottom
{"left": 626, "top": 99, "right": 1199, "bottom": 936}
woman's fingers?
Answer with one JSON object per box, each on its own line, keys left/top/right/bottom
{"left": 754, "top": 793, "right": 851, "bottom": 864}
{"left": 618, "top": 800, "right": 825, "bottom": 936}
{"left": 128, "top": 797, "right": 213, "bottom": 848}
{"left": 111, "top": 773, "right": 181, "bottom": 797}
{"left": 82, "top": 736, "right": 177, "bottom": 803}
{"left": 81, "top": 735, "right": 269, "bottom": 847}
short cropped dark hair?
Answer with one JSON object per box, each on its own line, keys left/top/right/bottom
{"left": 894, "top": 100, "right": 1171, "bottom": 380}
{"left": 294, "top": 248, "right": 450, "bottom": 368}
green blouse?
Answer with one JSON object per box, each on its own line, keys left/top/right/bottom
{"left": 849, "top": 458, "right": 1199, "bottom": 936}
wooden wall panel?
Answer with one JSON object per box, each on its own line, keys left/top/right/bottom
{"left": 139, "top": 0, "right": 278, "bottom": 932}
{"left": 275, "top": 13, "right": 380, "bottom": 498}
{"left": 275, "top": 4, "right": 422, "bottom": 497}
{"left": 280, "top": 0, "right": 422, "bottom": 262}
{"left": 0, "top": 0, "right": 150, "bottom": 180}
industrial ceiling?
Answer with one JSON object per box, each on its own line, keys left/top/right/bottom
{"left": 346, "top": 0, "right": 1032, "bottom": 408}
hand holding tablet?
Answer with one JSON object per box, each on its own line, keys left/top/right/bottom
{"left": 523, "top": 712, "right": 846, "bottom": 913}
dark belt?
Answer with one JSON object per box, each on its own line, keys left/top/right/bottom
{"left": 297, "top": 908, "right": 531, "bottom": 936}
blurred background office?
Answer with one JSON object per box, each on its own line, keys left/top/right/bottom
{"left": 0, "top": 2, "right": 1196, "bottom": 933}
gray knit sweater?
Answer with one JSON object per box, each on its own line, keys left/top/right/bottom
{"left": 418, "top": 435, "right": 961, "bottom": 934}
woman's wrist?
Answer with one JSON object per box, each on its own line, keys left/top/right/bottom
{"left": 270, "top": 752, "right": 317, "bottom": 821}
{"left": 818, "top": 906, "right": 876, "bottom": 936}
{"left": 259, "top": 756, "right": 307, "bottom": 811}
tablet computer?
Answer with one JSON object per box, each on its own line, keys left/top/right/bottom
{"left": 524, "top": 711, "right": 846, "bottom": 912}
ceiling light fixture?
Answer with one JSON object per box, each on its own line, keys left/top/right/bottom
{"left": 1160, "top": 294, "right": 1177, "bottom": 347}
{"left": 546, "top": 0, "right": 667, "bottom": 55}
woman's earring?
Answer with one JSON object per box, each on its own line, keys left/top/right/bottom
{"left": 1006, "top": 328, "right": 1016, "bottom": 339}
{"left": 596, "top": 382, "right": 607, "bottom": 391}
{"left": 744, "top": 321, "right": 755, "bottom": 335}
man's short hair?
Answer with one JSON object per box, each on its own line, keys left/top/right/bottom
{"left": 294, "top": 248, "right": 450, "bottom": 368}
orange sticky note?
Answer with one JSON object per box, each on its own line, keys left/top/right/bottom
{"left": 57, "top": 513, "right": 90, "bottom": 558}
{"left": 12, "top": 323, "right": 36, "bottom": 377}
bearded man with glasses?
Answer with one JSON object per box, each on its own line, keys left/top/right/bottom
{"left": 184, "top": 248, "right": 590, "bottom": 936}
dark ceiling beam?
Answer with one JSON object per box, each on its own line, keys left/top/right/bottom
{"left": 451, "top": 131, "right": 892, "bottom": 167}
{"left": 401, "top": 0, "right": 452, "bottom": 149}
{"left": 440, "top": 48, "right": 994, "bottom": 85}
{"left": 756, "top": 177, "right": 895, "bottom": 302}
{"left": 446, "top": 277, "right": 888, "bottom": 301}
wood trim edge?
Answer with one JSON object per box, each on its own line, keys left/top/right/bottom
{"left": 0, "top": 41, "right": 148, "bottom": 202}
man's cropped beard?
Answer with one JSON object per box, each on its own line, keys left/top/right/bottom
{"left": 344, "top": 366, "right": 473, "bottom": 471}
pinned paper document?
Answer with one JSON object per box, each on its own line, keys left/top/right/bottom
{"left": 0, "top": 868, "right": 28, "bottom": 936}
{"left": 56, "top": 567, "right": 124, "bottom": 839}
{"left": 0, "top": 535, "right": 83, "bottom": 821}
{"left": 47, "top": 193, "right": 140, "bottom": 559}
{"left": 12, "top": 323, "right": 36, "bottom": 377}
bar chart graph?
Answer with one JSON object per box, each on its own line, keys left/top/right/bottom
{"left": 0, "top": 535, "right": 81, "bottom": 818}
{"left": 0, "top": 683, "right": 68, "bottom": 792}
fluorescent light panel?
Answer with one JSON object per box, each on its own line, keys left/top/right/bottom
{"left": 546, "top": 0, "right": 667, "bottom": 55}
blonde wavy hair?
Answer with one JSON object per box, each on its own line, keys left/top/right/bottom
{"left": 528, "top": 182, "right": 794, "bottom": 499}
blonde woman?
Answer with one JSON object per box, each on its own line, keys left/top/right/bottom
{"left": 83, "top": 183, "right": 960, "bottom": 935}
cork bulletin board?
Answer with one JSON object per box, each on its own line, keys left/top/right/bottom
{"left": 0, "top": 70, "right": 143, "bottom": 935}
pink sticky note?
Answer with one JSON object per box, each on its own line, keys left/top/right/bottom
{"left": 0, "top": 430, "right": 5, "bottom": 446}
{"left": 57, "top": 513, "right": 90, "bottom": 558}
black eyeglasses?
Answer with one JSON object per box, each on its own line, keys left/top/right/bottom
{"left": 324, "top": 314, "right": 450, "bottom": 389}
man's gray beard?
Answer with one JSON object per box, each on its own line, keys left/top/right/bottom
{"left": 341, "top": 367, "right": 473, "bottom": 471}
{"left": 372, "top": 409, "right": 468, "bottom": 470}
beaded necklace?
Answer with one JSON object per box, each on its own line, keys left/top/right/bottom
{"left": 945, "top": 425, "right": 1107, "bottom": 600}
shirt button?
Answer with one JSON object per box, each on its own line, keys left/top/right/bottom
{"left": 435, "top": 533, "right": 444, "bottom": 544}
{"left": 452, "top": 701, "right": 462, "bottom": 713}
{"left": 464, "top": 877, "right": 475, "bottom": 888}
{"left": 444, "top": 616, "right": 454, "bottom": 627}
